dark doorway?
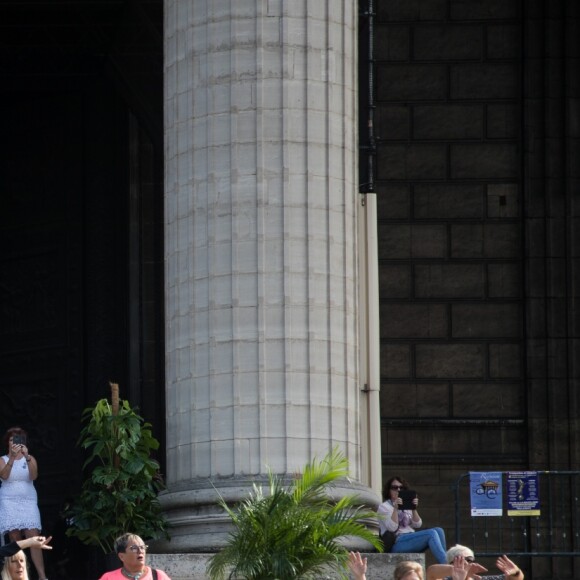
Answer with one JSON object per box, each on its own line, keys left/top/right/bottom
{"left": 0, "top": 2, "right": 164, "bottom": 576}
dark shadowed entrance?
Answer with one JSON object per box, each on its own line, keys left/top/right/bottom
{"left": 0, "top": 2, "right": 164, "bottom": 577}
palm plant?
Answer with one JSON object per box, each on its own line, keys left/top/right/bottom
{"left": 207, "top": 448, "right": 382, "bottom": 580}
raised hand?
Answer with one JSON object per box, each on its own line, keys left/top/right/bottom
{"left": 496, "top": 555, "right": 521, "bottom": 577}
{"left": 19, "top": 536, "right": 53, "bottom": 551}
{"left": 348, "top": 551, "right": 367, "bottom": 580}
{"left": 451, "top": 555, "right": 469, "bottom": 580}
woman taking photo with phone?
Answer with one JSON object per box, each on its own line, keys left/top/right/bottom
{"left": 378, "top": 475, "right": 448, "bottom": 564}
{"left": 0, "top": 427, "right": 48, "bottom": 580}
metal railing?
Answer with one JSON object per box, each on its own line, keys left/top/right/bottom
{"left": 452, "top": 471, "right": 580, "bottom": 557}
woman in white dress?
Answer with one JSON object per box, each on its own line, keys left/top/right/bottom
{"left": 0, "top": 428, "right": 48, "bottom": 580}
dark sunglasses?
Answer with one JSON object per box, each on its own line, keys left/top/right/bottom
{"left": 390, "top": 485, "right": 404, "bottom": 490}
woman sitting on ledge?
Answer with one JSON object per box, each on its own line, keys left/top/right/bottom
{"left": 378, "top": 475, "right": 447, "bottom": 564}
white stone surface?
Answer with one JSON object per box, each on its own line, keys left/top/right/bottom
{"left": 147, "top": 553, "right": 426, "bottom": 580}
{"left": 163, "top": 0, "right": 366, "bottom": 549}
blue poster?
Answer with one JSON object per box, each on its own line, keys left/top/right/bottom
{"left": 507, "top": 471, "right": 540, "bottom": 516}
{"left": 470, "top": 471, "right": 503, "bottom": 516}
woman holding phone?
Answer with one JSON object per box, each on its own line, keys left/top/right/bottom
{"left": 378, "top": 475, "right": 448, "bottom": 564}
{"left": 0, "top": 427, "right": 48, "bottom": 580}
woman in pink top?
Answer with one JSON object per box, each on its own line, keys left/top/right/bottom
{"left": 99, "top": 534, "right": 171, "bottom": 580}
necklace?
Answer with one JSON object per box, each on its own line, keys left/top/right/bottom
{"left": 121, "top": 567, "right": 147, "bottom": 580}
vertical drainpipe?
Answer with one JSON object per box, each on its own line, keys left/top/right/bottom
{"left": 359, "top": 0, "right": 382, "bottom": 499}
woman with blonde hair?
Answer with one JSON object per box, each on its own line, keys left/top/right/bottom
{"left": 1, "top": 550, "right": 28, "bottom": 580}
{"left": 0, "top": 536, "right": 50, "bottom": 580}
{"left": 394, "top": 560, "right": 424, "bottom": 580}
{"left": 348, "top": 553, "right": 424, "bottom": 580}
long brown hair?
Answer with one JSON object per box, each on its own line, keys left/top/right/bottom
{"left": 383, "top": 475, "right": 410, "bottom": 500}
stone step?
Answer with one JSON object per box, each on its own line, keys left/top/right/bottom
{"left": 147, "top": 553, "right": 426, "bottom": 580}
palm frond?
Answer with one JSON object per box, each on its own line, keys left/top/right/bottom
{"left": 207, "top": 448, "right": 382, "bottom": 580}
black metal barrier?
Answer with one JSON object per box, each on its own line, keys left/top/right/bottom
{"left": 452, "top": 471, "right": 580, "bottom": 557}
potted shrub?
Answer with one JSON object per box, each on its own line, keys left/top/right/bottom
{"left": 207, "top": 448, "right": 383, "bottom": 580}
{"left": 66, "top": 383, "right": 169, "bottom": 560}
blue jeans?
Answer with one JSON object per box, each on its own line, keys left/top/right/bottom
{"left": 391, "top": 527, "right": 447, "bottom": 564}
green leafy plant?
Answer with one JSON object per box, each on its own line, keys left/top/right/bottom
{"left": 207, "top": 448, "right": 382, "bottom": 580}
{"left": 66, "top": 395, "right": 169, "bottom": 554}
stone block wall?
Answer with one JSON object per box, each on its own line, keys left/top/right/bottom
{"left": 372, "top": 0, "right": 524, "bottom": 539}
{"left": 373, "top": 5, "right": 580, "bottom": 577}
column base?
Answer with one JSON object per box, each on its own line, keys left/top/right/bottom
{"left": 155, "top": 475, "right": 381, "bottom": 552}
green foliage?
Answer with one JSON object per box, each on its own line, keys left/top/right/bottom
{"left": 207, "top": 448, "right": 382, "bottom": 580}
{"left": 65, "top": 398, "right": 169, "bottom": 554}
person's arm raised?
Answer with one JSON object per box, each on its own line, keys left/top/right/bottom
{"left": 426, "top": 564, "right": 453, "bottom": 580}
{"left": 496, "top": 555, "right": 523, "bottom": 579}
{"left": 17, "top": 536, "right": 52, "bottom": 551}
{"left": 348, "top": 551, "right": 367, "bottom": 580}
{"left": 450, "top": 556, "right": 469, "bottom": 580}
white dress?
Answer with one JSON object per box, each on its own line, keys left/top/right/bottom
{"left": 0, "top": 456, "right": 42, "bottom": 533}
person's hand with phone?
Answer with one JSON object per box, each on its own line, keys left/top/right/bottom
{"left": 392, "top": 495, "right": 403, "bottom": 508}
{"left": 412, "top": 495, "right": 419, "bottom": 510}
{"left": 10, "top": 435, "right": 25, "bottom": 460}
{"left": 19, "top": 444, "right": 30, "bottom": 461}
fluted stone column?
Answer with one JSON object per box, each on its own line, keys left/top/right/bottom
{"left": 161, "top": 0, "right": 376, "bottom": 550}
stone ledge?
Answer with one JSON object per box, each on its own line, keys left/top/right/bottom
{"left": 147, "top": 552, "right": 425, "bottom": 580}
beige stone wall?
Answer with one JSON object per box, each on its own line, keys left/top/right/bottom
{"left": 162, "top": 0, "right": 376, "bottom": 550}
{"left": 147, "top": 552, "right": 425, "bottom": 580}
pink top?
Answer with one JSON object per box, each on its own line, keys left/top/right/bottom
{"left": 99, "top": 567, "right": 171, "bottom": 580}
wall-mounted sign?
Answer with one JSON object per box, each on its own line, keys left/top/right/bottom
{"left": 507, "top": 471, "right": 540, "bottom": 516}
{"left": 470, "top": 472, "right": 503, "bottom": 516}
